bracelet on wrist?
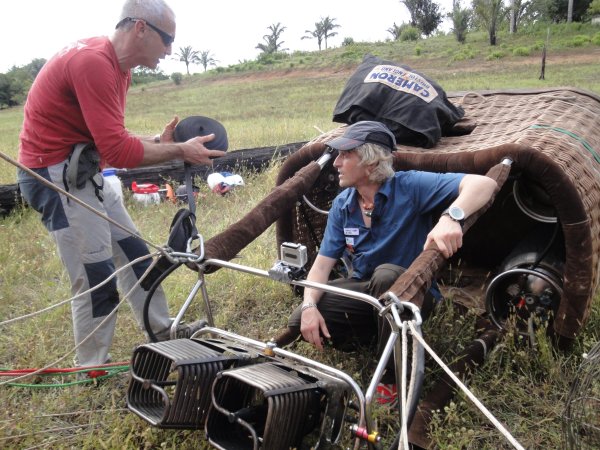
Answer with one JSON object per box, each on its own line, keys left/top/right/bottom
{"left": 301, "top": 302, "right": 317, "bottom": 312}
{"left": 153, "top": 134, "right": 161, "bottom": 143}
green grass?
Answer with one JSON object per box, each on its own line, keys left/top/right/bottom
{"left": 0, "top": 22, "right": 599, "bottom": 449}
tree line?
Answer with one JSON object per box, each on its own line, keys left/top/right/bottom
{"left": 0, "top": 58, "right": 175, "bottom": 109}
{"left": 445, "top": 0, "right": 599, "bottom": 45}
{"left": 1, "top": 0, "right": 598, "bottom": 108}
{"left": 0, "top": 59, "right": 45, "bottom": 109}
{"left": 173, "top": 0, "right": 598, "bottom": 72}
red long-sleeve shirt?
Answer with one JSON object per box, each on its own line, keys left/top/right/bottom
{"left": 18, "top": 36, "right": 144, "bottom": 169}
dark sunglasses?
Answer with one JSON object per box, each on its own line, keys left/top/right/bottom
{"left": 116, "top": 17, "right": 175, "bottom": 46}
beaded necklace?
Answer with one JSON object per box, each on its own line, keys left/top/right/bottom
{"left": 361, "top": 201, "right": 374, "bottom": 217}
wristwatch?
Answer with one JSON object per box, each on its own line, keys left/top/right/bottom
{"left": 153, "top": 134, "right": 161, "bottom": 143}
{"left": 441, "top": 205, "right": 465, "bottom": 227}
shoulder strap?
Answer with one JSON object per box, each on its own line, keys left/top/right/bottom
{"left": 184, "top": 162, "right": 199, "bottom": 238}
{"left": 65, "top": 143, "right": 88, "bottom": 189}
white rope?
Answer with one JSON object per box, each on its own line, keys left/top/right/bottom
{"left": 397, "top": 321, "right": 423, "bottom": 450}
{"left": 0, "top": 256, "right": 160, "bottom": 386}
{"left": 407, "top": 322, "right": 421, "bottom": 413}
{"left": 398, "top": 322, "right": 410, "bottom": 450}
{"left": 0, "top": 252, "right": 159, "bottom": 327}
{"left": 0, "top": 150, "right": 195, "bottom": 383}
{"left": 0, "top": 408, "right": 129, "bottom": 424}
{"left": 408, "top": 321, "right": 525, "bottom": 450}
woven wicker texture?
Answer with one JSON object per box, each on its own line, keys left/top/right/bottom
{"left": 276, "top": 87, "right": 600, "bottom": 340}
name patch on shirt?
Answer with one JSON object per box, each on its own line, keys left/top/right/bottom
{"left": 344, "top": 227, "right": 359, "bottom": 236}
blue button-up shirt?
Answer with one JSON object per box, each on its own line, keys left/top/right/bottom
{"left": 319, "top": 170, "right": 464, "bottom": 281}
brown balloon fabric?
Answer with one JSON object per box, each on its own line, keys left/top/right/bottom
{"left": 203, "top": 161, "right": 323, "bottom": 268}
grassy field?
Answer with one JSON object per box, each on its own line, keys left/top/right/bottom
{"left": 2, "top": 22, "right": 599, "bottom": 184}
{"left": 0, "top": 23, "right": 599, "bottom": 449}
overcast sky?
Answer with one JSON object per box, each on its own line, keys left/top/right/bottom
{"left": 2, "top": 0, "right": 455, "bottom": 74}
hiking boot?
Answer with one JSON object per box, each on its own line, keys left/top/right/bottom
{"left": 376, "top": 383, "right": 398, "bottom": 408}
{"left": 175, "top": 319, "right": 208, "bottom": 339}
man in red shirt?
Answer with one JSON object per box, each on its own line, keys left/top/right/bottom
{"left": 17, "top": 0, "right": 224, "bottom": 368}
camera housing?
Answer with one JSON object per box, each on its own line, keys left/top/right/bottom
{"left": 280, "top": 242, "right": 308, "bottom": 269}
{"left": 268, "top": 243, "right": 308, "bottom": 282}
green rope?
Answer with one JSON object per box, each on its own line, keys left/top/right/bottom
{"left": 1, "top": 366, "right": 130, "bottom": 388}
{"left": 530, "top": 124, "right": 600, "bottom": 164}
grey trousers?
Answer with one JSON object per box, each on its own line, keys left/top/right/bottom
{"left": 19, "top": 161, "right": 172, "bottom": 366}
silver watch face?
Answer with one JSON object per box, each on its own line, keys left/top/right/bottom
{"left": 449, "top": 206, "right": 465, "bottom": 221}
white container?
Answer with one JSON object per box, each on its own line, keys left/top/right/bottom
{"left": 133, "top": 192, "right": 161, "bottom": 205}
{"left": 102, "top": 168, "right": 123, "bottom": 201}
{"left": 131, "top": 181, "right": 161, "bottom": 205}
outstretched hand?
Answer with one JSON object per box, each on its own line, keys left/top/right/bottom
{"left": 159, "top": 116, "right": 179, "bottom": 143}
{"left": 181, "top": 134, "right": 226, "bottom": 166}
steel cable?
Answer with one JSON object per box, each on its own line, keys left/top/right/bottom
{"left": 407, "top": 321, "right": 526, "bottom": 450}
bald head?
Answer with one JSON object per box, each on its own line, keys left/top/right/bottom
{"left": 118, "top": 0, "right": 175, "bottom": 26}
{"left": 112, "top": 0, "right": 176, "bottom": 71}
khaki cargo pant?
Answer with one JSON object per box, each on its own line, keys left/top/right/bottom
{"left": 18, "top": 162, "right": 172, "bottom": 367}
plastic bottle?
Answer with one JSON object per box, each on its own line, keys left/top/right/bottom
{"left": 131, "top": 181, "right": 161, "bottom": 205}
{"left": 102, "top": 168, "right": 123, "bottom": 201}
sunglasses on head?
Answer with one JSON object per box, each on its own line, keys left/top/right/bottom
{"left": 116, "top": 17, "right": 175, "bottom": 46}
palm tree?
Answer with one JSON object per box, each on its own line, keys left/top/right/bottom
{"left": 302, "top": 22, "right": 325, "bottom": 50}
{"left": 320, "top": 16, "right": 340, "bottom": 49}
{"left": 256, "top": 23, "right": 288, "bottom": 55}
{"left": 174, "top": 45, "right": 200, "bottom": 75}
{"left": 472, "top": 0, "right": 506, "bottom": 46}
{"left": 198, "top": 51, "right": 218, "bottom": 72}
{"left": 449, "top": 0, "right": 471, "bottom": 43}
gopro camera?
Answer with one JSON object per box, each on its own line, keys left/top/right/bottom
{"left": 268, "top": 243, "right": 308, "bottom": 282}
{"left": 280, "top": 242, "right": 308, "bottom": 269}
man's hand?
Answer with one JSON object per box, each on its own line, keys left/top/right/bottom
{"left": 300, "top": 307, "right": 331, "bottom": 350}
{"left": 423, "top": 215, "right": 463, "bottom": 258}
{"left": 159, "top": 116, "right": 179, "bottom": 143}
{"left": 298, "top": 255, "right": 336, "bottom": 350}
{"left": 180, "top": 134, "right": 226, "bottom": 165}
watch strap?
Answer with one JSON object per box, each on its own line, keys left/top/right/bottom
{"left": 441, "top": 208, "right": 465, "bottom": 227}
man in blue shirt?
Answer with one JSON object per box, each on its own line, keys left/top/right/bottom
{"left": 277, "top": 121, "right": 497, "bottom": 400}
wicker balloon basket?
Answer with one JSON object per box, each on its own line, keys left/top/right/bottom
{"left": 276, "top": 87, "right": 600, "bottom": 343}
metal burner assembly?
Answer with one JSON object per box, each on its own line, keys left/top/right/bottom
{"left": 126, "top": 254, "right": 425, "bottom": 449}
{"left": 127, "top": 337, "right": 263, "bottom": 429}
{"left": 127, "top": 333, "right": 354, "bottom": 449}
